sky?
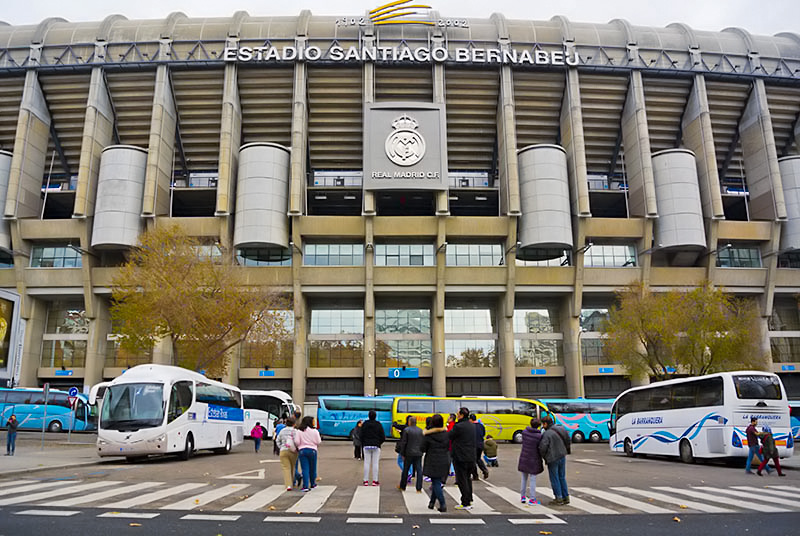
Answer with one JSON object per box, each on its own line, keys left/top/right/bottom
{"left": 1, "top": 0, "right": 798, "bottom": 37}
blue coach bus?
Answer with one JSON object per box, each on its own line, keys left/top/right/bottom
{"left": 317, "top": 395, "right": 395, "bottom": 438}
{"left": 0, "top": 387, "right": 95, "bottom": 432}
{"left": 790, "top": 400, "right": 800, "bottom": 442}
{"left": 538, "top": 397, "right": 615, "bottom": 443}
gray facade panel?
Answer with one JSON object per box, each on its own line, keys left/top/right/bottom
{"left": 92, "top": 145, "right": 148, "bottom": 249}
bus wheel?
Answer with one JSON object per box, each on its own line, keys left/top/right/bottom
{"left": 572, "top": 431, "right": 585, "bottom": 443}
{"left": 180, "top": 434, "right": 194, "bottom": 461}
{"left": 216, "top": 433, "right": 232, "bottom": 454}
{"left": 589, "top": 431, "right": 603, "bottom": 443}
{"left": 624, "top": 437, "right": 635, "bottom": 457}
{"left": 679, "top": 439, "right": 694, "bottom": 464}
{"left": 47, "top": 420, "right": 63, "bottom": 433}
{"left": 512, "top": 430, "right": 524, "bottom": 444}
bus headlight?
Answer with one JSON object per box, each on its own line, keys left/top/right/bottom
{"left": 98, "top": 439, "right": 108, "bottom": 446}
{"left": 147, "top": 434, "right": 166, "bottom": 444}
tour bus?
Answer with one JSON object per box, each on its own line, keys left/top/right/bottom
{"left": 391, "top": 396, "right": 549, "bottom": 442}
{"left": 0, "top": 387, "right": 95, "bottom": 432}
{"left": 317, "top": 395, "right": 395, "bottom": 438}
{"left": 242, "top": 389, "right": 299, "bottom": 438}
{"left": 93, "top": 364, "right": 244, "bottom": 461}
{"left": 609, "top": 371, "right": 794, "bottom": 463}
{"left": 790, "top": 400, "right": 800, "bottom": 441}
{"left": 539, "top": 398, "right": 615, "bottom": 443}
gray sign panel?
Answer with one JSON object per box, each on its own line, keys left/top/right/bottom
{"left": 363, "top": 102, "right": 448, "bottom": 191}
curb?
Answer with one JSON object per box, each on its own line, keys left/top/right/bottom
{"left": 0, "top": 459, "right": 111, "bottom": 477}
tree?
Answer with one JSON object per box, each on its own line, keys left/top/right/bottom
{"left": 110, "top": 224, "right": 289, "bottom": 377}
{"left": 604, "top": 281, "right": 766, "bottom": 381}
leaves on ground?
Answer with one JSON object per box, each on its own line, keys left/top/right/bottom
{"left": 673, "top": 516, "right": 681, "bottom": 523}
{"left": 129, "top": 523, "right": 142, "bottom": 527}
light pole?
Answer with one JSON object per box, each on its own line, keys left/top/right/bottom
{"left": 576, "top": 327, "right": 587, "bottom": 398}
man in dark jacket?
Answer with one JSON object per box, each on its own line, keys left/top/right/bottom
{"left": 469, "top": 413, "right": 490, "bottom": 480}
{"left": 449, "top": 407, "right": 476, "bottom": 510}
{"left": 360, "top": 409, "right": 386, "bottom": 485}
{"left": 422, "top": 414, "right": 450, "bottom": 512}
{"left": 745, "top": 417, "right": 769, "bottom": 474}
{"left": 397, "top": 416, "right": 424, "bottom": 491}
{"left": 538, "top": 416, "right": 570, "bottom": 505}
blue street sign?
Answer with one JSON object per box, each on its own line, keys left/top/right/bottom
{"left": 258, "top": 370, "right": 275, "bottom": 377}
{"left": 55, "top": 370, "right": 74, "bottom": 377}
{"left": 531, "top": 369, "right": 547, "bottom": 375}
{"left": 68, "top": 387, "right": 79, "bottom": 397}
{"left": 389, "top": 367, "right": 419, "bottom": 379}
{"left": 782, "top": 365, "right": 796, "bottom": 371}
{"left": 598, "top": 367, "right": 615, "bottom": 374}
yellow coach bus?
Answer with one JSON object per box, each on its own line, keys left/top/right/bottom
{"left": 391, "top": 396, "right": 549, "bottom": 443}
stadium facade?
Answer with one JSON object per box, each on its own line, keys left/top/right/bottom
{"left": 0, "top": 5, "right": 799, "bottom": 404}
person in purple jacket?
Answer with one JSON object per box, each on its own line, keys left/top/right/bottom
{"left": 517, "top": 418, "right": 544, "bottom": 505}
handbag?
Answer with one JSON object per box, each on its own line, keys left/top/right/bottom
{"left": 287, "top": 429, "right": 298, "bottom": 453}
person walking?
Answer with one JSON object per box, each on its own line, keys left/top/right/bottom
{"left": 294, "top": 416, "right": 322, "bottom": 492}
{"left": 251, "top": 421, "right": 264, "bottom": 453}
{"left": 449, "top": 407, "right": 476, "bottom": 510}
{"left": 276, "top": 416, "right": 299, "bottom": 490}
{"left": 351, "top": 420, "right": 363, "bottom": 460}
{"left": 5, "top": 414, "right": 18, "bottom": 456}
{"left": 422, "top": 413, "right": 450, "bottom": 512}
{"left": 757, "top": 425, "right": 787, "bottom": 477}
{"left": 539, "top": 416, "right": 571, "bottom": 505}
{"left": 445, "top": 413, "right": 457, "bottom": 479}
{"left": 518, "top": 418, "right": 544, "bottom": 505}
{"left": 469, "top": 413, "right": 490, "bottom": 480}
{"left": 394, "top": 415, "right": 415, "bottom": 482}
{"left": 397, "top": 416, "right": 424, "bottom": 492}
{"left": 745, "top": 417, "right": 770, "bottom": 474}
{"left": 361, "top": 409, "right": 386, "bottom": 486}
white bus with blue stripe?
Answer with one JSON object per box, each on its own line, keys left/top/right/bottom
{"left": 609, "top": 371, "right": 794, "bottom": 463}
{"left": 94, "top": 364, "right": 244, "bottom": 461}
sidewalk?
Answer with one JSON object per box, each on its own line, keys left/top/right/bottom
{"left": 1, "top": 439, "right": 107, "bottom": 477}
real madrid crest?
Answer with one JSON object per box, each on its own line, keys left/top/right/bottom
{"left": 385, "top": 114, "right": 426, "bottom": 167}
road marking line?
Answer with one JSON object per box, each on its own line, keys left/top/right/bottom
{"left": 0, "top": 480, "right": 123, "bottom": 506}
{"left": 401, "top": 486, "right": 437, "bottom": 514}
{"left": 573, "top": 459, "right": 605, "bottom": 466}
{"left": 264, "top": 516, "right": 321, "bottom": 523}
{"left": 537, "top": 487, "right": 618, "bottom": 515}
{"left": 731, "top": 486, "right": 800, "bottom": 499}
{"left": 220, "top": 469, "right": 265, "bottom": 479}
{"left": 15, "top": 509, "right": 80, "bottom": 517}
{"left": 223, "top": 484, "right": 285, "bottom": 512}
{"left": 161, "top": 483, "right": 249, "bottom": 510}
{"left": 429, "top": 518, "right": 485, "bottom": 525}
{"left": 694, "top": 486, "right": 800, "bottom": 508}
{"left": 509, "top": 515, "right": 568, "bottom": 525}
{"left": 572, "top": 487, "right": 673, "bottom": 514}
{"left": 611, "top": 487, "right": 732, "bottom": 514}
{"left": 98, "top": 512, "right": 160, "bottom": 519}
{"left": 286, "top": 485, "right": 336, "bottom": 513}
{"left": 484, "top": 484, "right": 558, "bottom": 515}
{"left": 347, "top": 484, "right": 380, "bottom": 514}
{"left": 42, "top": 482, "right": 163, "bottom": 507}
{"left": 181, "top": 514, "right": 241, "bottom": 521}
{"left": 652, "top": 487, "right": 789, "bottom": 513}
{"left": 0, "top": 480, "right": 35, "bottom": 489}
{"left": 767, "top": 486, "right": 800, "bottom": 493}
{"left": 346, "top": 517, "right": 403, "bottom": 524}
{"left": 443, "top": 486, "right": 498, "bottom": 514}
{"left": 102, "top": 483, "right": 206, "bottom": 509}
{"left": 0, "top": 480, "right": 74, "bottom": 498}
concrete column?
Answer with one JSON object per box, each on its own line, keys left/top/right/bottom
{"left": 142, "top": 65, "right": 176, "bottom": 217}
{"left": 362, "top": 32, "right": 376, "bottom": 216}
{"left": 287, "top": 41, "right": 308, "bottom": 217}
{"left": 431, "top": 219, "right": 446, "bottom": 396}
{"left": 739, "top": 79, "right": 787, "bottom": 221}
{"left": 5, "top": 71, "right": 50, "bottom": 219}
{"left": 83, "top": 296, "right": 110, "bottom": 390}
{"left": 681, "top": 75, "right": 725, "bottom": 219}
{"left": 292, "top": 290, "right": 307, "bottom": 406}
{"left": 364, "top": 219, "right": 376, "bottom": 396}
{"left": 498, "top": 290, "right": 516, "bottom": 397}
{"left": 432, "top": 35, "right": 449, "bottom": 215}
{"left": 562, "top": 306, "right": 583, "bottom": 398}
{"left": 74, "top": 68, "right": 114, "bottom": 218}
{"left": 497, "top": 62, "right": 521, "bottom": 216}
{"left": 560, "top": 68, "right": 590, "bottom": 217}
{"left": 216, "top": 56, "right": 241, "bottom": 223}
{"left": 621, "top": 71, "right": 657, "bottom": 218}
{"left": 19, "top": 298, "right": 46, "bottom": 387}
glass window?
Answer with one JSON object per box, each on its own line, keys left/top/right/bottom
{"left": 695, "top": 378, "right": 724, "bottom": 406}
{"left": 768, "top": 300, "right": 800, "bottom": 331}
{"left": 513, "top": 400, "right": 539, "bottom": 416}
{"left": 581, "top": 339, "right": 614, "bottom": 366}
{"left": 303, "top": 243, "right": 364, "bottom": 266}
{"left": 580, "top": 309, "right": 609, "bottom": 331}
{"left": 196, "top": 383, "right": 241, "bottom": 408}
{"left": 434, "top": 399, "right": 459, "bottom": 414}
{"left": 588, "top": 402, "right": 612, "bottom": 413}
{"left": 514, "top": 339, "right": 563, "bottom": 367}
{"left": 648, "top": 386, "right": 672, "bottom": 411}
{"left": 0, "top": 252, "right": 13, "bottom": 269}
{"left": 778, "top": 251, "right": 800, "bottom": 268}
{"left": 375, "top": 244, "right": 435, "bottom": 266}
{"left": 376, "top": 340, "right": 432, "bottom": 368}
{"left": 310, "top": 310, "right": 364, "bottom": 334}
{"left": 513, "top": 308, "right": 560, "bottom": 333}
{"left": 322, "top": 398, "right": 349, "bottom": 410}
{"left": 374, "top": 399, "right": 394, "bottom": 411}
{"left": 376, "top": 309, "right": 431, "bottom": 334}
{"left": 45, "top": 301, "right": 88, "bottom": 334}
{"left": 463, "top": 400, "right": 487, "bottom": 414}
{"left": 100, "top": 383, "right": 165, "bottom": 430}
{"left": 583, "top": 244, "right": 636, "bottom": 268}
{"left": 406, "top": 399, "right": 434, "bottom": 413}
{"left": 733, "top": 375, "right": 782, "bottom": 400}
{"left": 770, "top": 337, "right": 800, "bottom": 363}
{"left": 446, "top": 243, "right": 503, "bottom": 266}
{"left": 30, "top": 245, "right": 83, "bottom": 268}
{"left": 445, "top": 309, "right": 494, "bottom": 333}
{"left": 167, "top": 381, "right": 194, "bottom": 423}
{"left": 717, "top": 247, "right": 761, "bottom": 268}
{"left": 308, "top": 340, "right": 363, "bottom": 368}
{"left": 445, "top": 340, "right": 497, "bottom": 367}
{"left": 105, "top": 339, "right": 153, "bottom": 368}
{"left": 236, "top": 247, "right": 291, "bottom": 266}
{"left": 348, "top": 400, "right": 377, "bottom": 411}
{"left": 486, "top": 400, "right": 514, "bottom": 414}
{"left": 40, "top": 340, "right": 87, "bottom": 368}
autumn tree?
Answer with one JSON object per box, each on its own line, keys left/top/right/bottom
{"left": 110, "top": 224, "right": 289, "bottom": 377}
{"left": 604, "top": 281, "right": 766, "bottom": 381}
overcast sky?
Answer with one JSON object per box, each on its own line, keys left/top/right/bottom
{"left": 2, "top": 1, "right": 797, "bottom": 36}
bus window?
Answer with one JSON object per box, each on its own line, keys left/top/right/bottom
{"left": 513, "top": 400, "right": 538, "bottom": 417}
{"left": 671, "top": 383, "right": 696, "bottom": 410}
{"left": 75, "top": 399, "right": 87, "bottom": 421}
{"left": 434, "top": 399, "right": 459, "bottom": 415}
{"left": 374, "top": 399, "right": 394, "bottom": 412}
{"left": 197, "top": 383, "right": 240, "bottom": 408}
{"left": 545, "top": 402, "right": 566, "bottom": 413}
{"left": 733, "top": 375, "right": 782, "bottom": 400}
{"left": 397, "top": 399, "right": 408, "bottom": 412}
{"left": 6, "top": 391, "right": 29, "bottom": 405}
{"left": 486, "top": 400, "right": 514, "bottom": 414}
{"left": 322, "top": 398, "right": 348, "bottom": 411}
{"left": 406, "top": 399, "right": 434, "bottom": 413}
{"left": 589, "top": 402, "right": 612, "bottom": 413}
{"left": 696, "top": 377, "right": 724, "bottom": 406}
{"left": 52, "top": 393, "right": 70, "bottom": 409}
{"left": 649, "top": 386, "right": 672, "bottom": 411}
{"left": 464, "top": 400, "right": 487, "bottom": 414}
{"left": 168, "top": 381, "right": 193, "bottom": 423}
{"left": 348, "top": 400, "right": 377, "bottom": 411}
{"left": 616, "top": 392, "right": 632, "bottom": 417}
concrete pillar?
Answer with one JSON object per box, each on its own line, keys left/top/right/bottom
{"left": 362, "top": 32, "right": 376, "bottom": 216}
{"left": 432, "top": 219, "right": 446, "bottom": 397}
{"left": 287, "top": 45, "right": 308, "bottom": 217}
{"left": 498, "top": 289, "right": 516, "bottom": 397}
{"left": 292, "top": 290, "right": 307, "bottom": 406}
{"left": 560, "top": 68, "right": 590, "bottom": 217}
{"left": 216, "top": 57, "right": 241, "bottom": 226}
{"left": 5, "top": 71, "right": 50, "bottom": 219}
{"left": 739, "top": 79, "right": 787, "bottom": 221}
{"left": 621, "top": 71, "right": 657, "bottom": 218}
{"left": 681, "top": 75, "right": 725, "bottom": 219}
{"left": 364, "top": 219, "right": 376, "bottom": 396}
{"left": 19, "top": 298, "right": 46, "bottom": 387}
{"left": 83, "top": 296, "right": 110, "bottom": 390}
{"left": 142, "top": 65, "right": 176, "bottom": 217}
{"left": 497, "top": 61, "right": 521, "bottom": 216}
{"left": 74, "top": 68, "right": 114, "bottom": 218}
{"left": 432, "top": 35, "right": 449, "bottom": 216}
{"left": 562, "top": 307, "right": 583, "bottom": 398}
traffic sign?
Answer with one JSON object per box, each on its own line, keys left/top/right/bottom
{"left": 68, "top": 396, "right": 77, "bottom": 408}
{"left": 68, "top": 387, "right": 79, "bottom": 397}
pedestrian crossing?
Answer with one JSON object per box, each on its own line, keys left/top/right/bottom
{"left": 0, "top": 478, "right": 798, "bottom": 518}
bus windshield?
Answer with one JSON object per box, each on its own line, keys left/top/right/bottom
{"left": 100, "top": 383, "right": 165, "bottom": 430}
{"left": 733, "top": 375, "right": 783, "bottom": 400}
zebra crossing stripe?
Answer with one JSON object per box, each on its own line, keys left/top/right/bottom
{"left": 731, "top": 486, "right": 800, "bottom": 500}
{"left": 484, "top": 483, "right": 558, "bottom": 514}
{"left": 42, "top": 482, "right": 164, "bottom": 507}
{"left": 286, "top": 485, "right": 336, "bottom": 513}
{"left": 98, "top": 512, "right": 160, "bottom": 519}
{"left": 693, "top": 486, "right": 800, "bottom": 508}
{"left": 508, "top": 515, "right": 568, "bottom": 525}
{"left": 536, "top": 487, "right": 618, "bottom": 515}
{"left": 0, "top": 480, "right": 35, "bottom": 489}
{"left": 346, "top": 517, "right": 403, "bottom": 524}
{"left": 429, "top": 518, "right": 485, "bottom": 525}
{"left": 443, "top": 486, "right": 498, "bottom": 514}
{"left": 767, "top": 486, "right": 800, "bottom": 493}
{"left": 181, "top": 514, "right": 241, "bottom": 521}
{"left": 223, "top": 484, "right": 285, "bottom": 512}
{"left": 0, "top": 480, "right": 74, "bottom": 497}
{"left": 102, "top": 483, "right": 206, "bottom": 509}
{"left": 401, "top": 486, "right": 438, "bottom": 514}
{"left": 0, "top": 480, "right": 123, "bottom": 506}
{"left": 161, "top": 483, "right": 249, "bottom": 510}
{"left": 14, "top": 509, "right": 80, "bottom": 517}
{"left": 652, "top": 487, "right": 789, "bottom": 513}
{"left": 264, "top": 516, "right": 321, "bottom": 522}
{"left": 609, "top": 487, "right": 733, "bottom": 514}
{"left": 572, "top": 487, "right": 673, "bottom": 514}
{"left": 348, "top": 484, "right": 381, "bottom": 514}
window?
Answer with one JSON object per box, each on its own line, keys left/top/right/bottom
{"left": 309, "top": 308, "right": 363, "bottom": 368}
{"left": 406, "top": 399, "right": 434, "bottom": 413}
{"left": 516, "top": 250, "right": 570, "bottom": 267}
{"left": 308, "top": 340, "right": 363, "bottom": 368}
{"left": 303, "top": 243, "right": 364, "bottom": 266}
{"left": 733, "top": 375, "right": 782, "bottom": 400}
{"left": 45, "top": 302, "right": 88, "bottom": 334}
{"left": 445, "top": 309, "right": 494, "bottom": 333}
{"left": 513, "top": 400, "right": 539, "bottom": 416}
{"left": 778, "top": 251, "right": 800, "bottom": 268}
{"left": 167, "top": 381, "right": 194, "bottom": 423}
{"left": 768, "top": 299, "right": 800, "bottom": 331}
{"left": 41, "top": 301, "right": 89, "bottom": 369}
{"left": 376, "top": 339, "right": 431, "bottom": 368}
{"left": 463, "top": 400, "right": 487, "bottom": 414}
{"left": 486, "top": 400, "right": 514, "bottom": 414}
{"left": 445, "top": 340, "right": 497, "bottom": 368}
{"left": 375, "top": 244, "right": 434, "bottom": 266}
{"left": 376, "top": 308, "right": 432, "bottom": 368}
{"left": 583, "top": 244, "right": 636, "bottom": 268}
{"left": 196, "top": 383, "right": 241, "bottom": 408}
{"left": 588, "top": 402, "right": 612, "bottom": 413}
{"left": 105, "top": 339, "right": 153, "bottom": 368}
{"left": 41, "top": 340, "right": 87, "bottom": 368}
{"left": 770, "top": 337, "right": 800, "bottom": 363}
{"left": 434, "top": 399, "right": 459, "bottom": 414}
{"left": 237, "top": 247, "right": 291, "bottom": 266}
{"left": 514, "top": 307, "right": 563, "bottom": 367}
{"left": 322, "top": 398, "right": 349, "bottom": 410}
{"left": 311, "top": 310, "right": 364, "bottom": 334}
{"left": 446, "top": 244, "right": 503, "bottom": 267}
{"left": 717, "top": 246, "right": 761, "bottom": 268}
{"left": 580, "top": 309, "right": 609, "bottom": 331}
{"left": 513, "top": 309, "right": 560, "bottom": 333}
{"left": 581, "top": 339, "right": 615, "bottom": 366}
{"left": 376, "top": 309, "right": 430, "bottom": 334}
{"left": 30, "top": 245, "right": 82, "bottom": 268}
{"left": 0, "top": 252, "right": 13, "bottom": 269}
{"left": 514, "top": 339, "right": 563, "bottom": 367}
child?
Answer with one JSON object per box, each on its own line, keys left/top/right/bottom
{"left": 251, "top": 421, "right": 264, "bottom": 453}
{"left": 483, "top": 434, "right": 499, "bottom": 467}
{"left": 351, "top": 420, "right": 363, "bottom": 460}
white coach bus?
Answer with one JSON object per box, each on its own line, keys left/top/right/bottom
{"left": 609, "top": 371, "right": 794, "bottom": 463}
{"left": 94, "top": 364, "right": 244, "bottom": 461}
{"left": 242, "top": 389, "right": 299, "bottom": 438}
